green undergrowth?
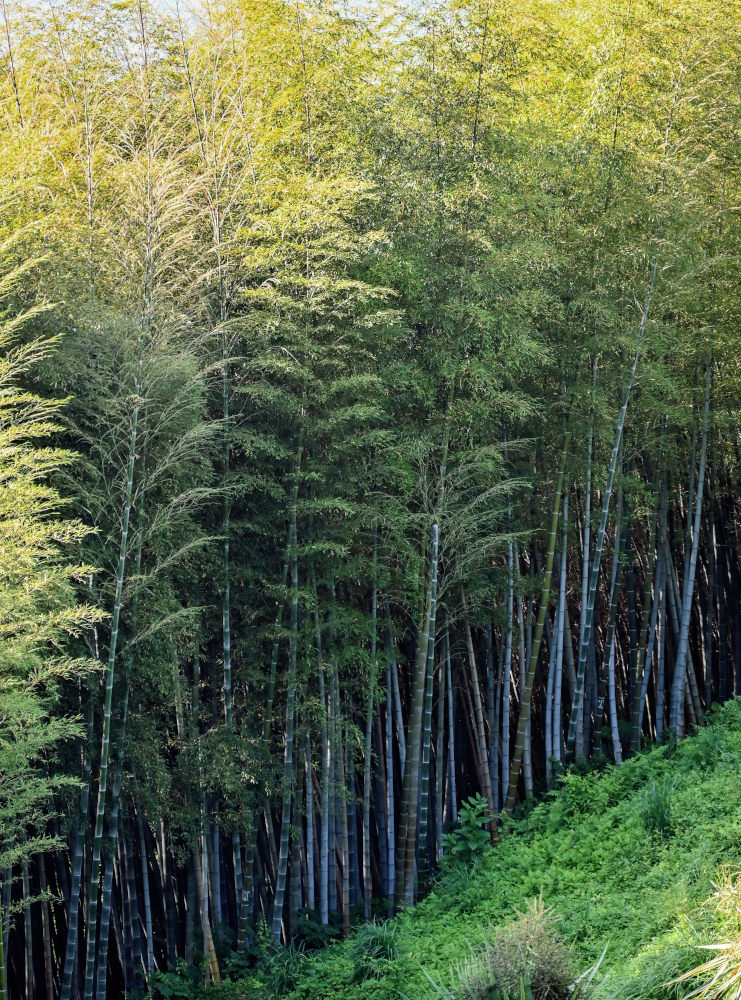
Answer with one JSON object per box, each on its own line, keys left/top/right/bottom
{"left": 152, "top": 701, "right": 741, "bottom": 1000}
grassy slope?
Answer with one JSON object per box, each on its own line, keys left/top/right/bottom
{"left": 244, "top": 701, "right": 741, "bottom": 1000}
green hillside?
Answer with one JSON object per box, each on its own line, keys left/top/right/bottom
{"left": 198, "top": 702, "right": 741, "bottom": 1000}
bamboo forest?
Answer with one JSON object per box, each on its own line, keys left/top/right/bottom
{"left": 2, "top": 0, "right": 741, "bottom": 997}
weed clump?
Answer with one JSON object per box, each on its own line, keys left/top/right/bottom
{"left": 639, "top": 776, "right": 676, "bottom": 839}
{"left": 456, "top": 897, "right": 574, "bottom": 1000}
{"left": 350, "top": 919, "right": 399, "bottom": 982}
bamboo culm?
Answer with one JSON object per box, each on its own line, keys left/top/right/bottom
{"left": 566, "top": 276, "right": 655, "bottom": 757}
{"left": 504, "top": 433, "right": 570, "bottom": 814}
{"left": 670, "top": 355, "right": 712, "bottom": 736}
{"left": 271, "top": 438, "right": 302, "bottom": 940}
{"left": 396, "top": 522, "right": 439, "bottom": 907}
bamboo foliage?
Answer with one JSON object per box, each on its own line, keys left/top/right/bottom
{"left": 0, "top": 0, "right": 739, "bottom": 991}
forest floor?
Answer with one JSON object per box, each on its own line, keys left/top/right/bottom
{"left": 153, "top": 701, "right": 741, "bottom": 1000}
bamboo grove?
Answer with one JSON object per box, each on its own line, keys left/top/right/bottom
{"left": 0, "top": 0, "right": 740, "bottom": 996}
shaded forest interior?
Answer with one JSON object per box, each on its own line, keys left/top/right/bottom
{"left": 0, "top": 0, "right": 740, "bottom": 997}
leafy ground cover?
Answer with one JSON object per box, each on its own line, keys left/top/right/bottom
{"left": 151, "top": 701, "right": 741, "bottom": 1000}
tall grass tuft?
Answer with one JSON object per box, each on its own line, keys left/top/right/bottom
{"left": 639, "top": 777, "right": 677, "bottom": 839}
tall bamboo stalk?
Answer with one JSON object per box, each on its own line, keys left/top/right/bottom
{"left": 328, "top": 652, "right": 339, "bottom": 918}
{"left": 0, "top": 860, "right": 8, "bottom": 1000}
{"left": 305, "top": 734, "right": 315, "bottom": 914}
{"left": 96, "top": 506, "right": 145, "bottom": 999}
{"left": 463, "top": 608, "right": 495, "bottom": 824}
{"left": 83, "top": 8, "right": 156, "bottom": 990}
{"left": 566, "top": 275, "right": 655, "bottom": 756}
{"left": 631, "top": 495, "right": 659, "bottom": 748}
{"left": 502, "top": 544, "right": 513, "bottom": 806}
{"left": 704, "top": 495, "right": 715, "bottom": 708}
{"left": 338, "top": 720, "right": 350, "bottom": 937}
{"left": 417, "top": 609, "right": 438, "bottom": 869}
{"left": 603, "top": 503, "right": 624, "bottom": 764}
{"left": 577, "top": 359, "right": 597, "bottom": 708}
{"left": 386, "top": 613, "right": 406, "bottom": 775}
{"left": 137, "top": 807, "right": 155, "bottom": 978}
{"left": 396, "top": 523, "right": 439, "bottom": 908}
{"left": 21, "top": 859, "right": 32, "bottom": 998}
{"left": 0, "top": 892, "right": 5, "bottom": 1000}
{"left": 435, "top": 649, "right": 446, "bottom": 860}
{"left": 310, "top": 560, "right": 331, "bottom": 926}
{"left": 670, "top": 355, "right": 712, "bottom": 735}
{"left": 486, "top": 623, "right": 498, "bottom": 813}
{"left": 271, "top": 438, "right": 302, "bottom": 940}
{"left": 553, "top": 483, "right": 568, "bottom": 766}
{"left": 445, "top": 628, "right": 457, "bottom": 822}
{"left": 504, "top": 432, "right": 569, "bottom": 814}
{"left": 61, "top": 694, "right": 94, "bottom": 1000}
{"left": 638, "top": 547, "right": 665, "bottom": 738}
{"left": 593, "top": 450, "right": 623, "bottom": 752}
{"left": 544, "top": 605, "right": 557, "bottom": 789}
{"left": 319, "top": 660, "right": 331, "bottom": 925}
{"left": 191, "top": 647, "right": 221, "bottom": 985}
{"left": 94, "top": 680, "right": 131, "bottom": 999}
{"left": 362, "top": 531, "right": 378, "bottom": 921}
{"left": 39, "top": 856, "right": 54, "bottom": 1000}
{"left": 122, "top": 827, "right": 139, "bottom": 989}
{"left": 82, "top": 343, "right": 142, "bottom": 1000}
{"left": 385, "top": 659, "right": 395, "bottom": 905}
